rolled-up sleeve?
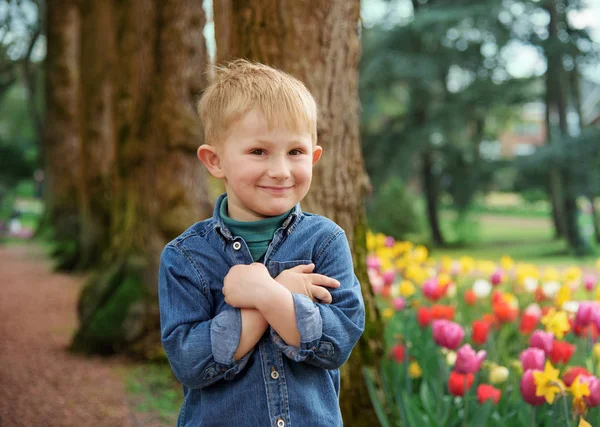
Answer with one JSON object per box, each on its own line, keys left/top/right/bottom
{"left": 271, "top": 229, "right": 365, "bottom": 369}
{"left": 159, "top": 245, "right": 252, "bottom": 389}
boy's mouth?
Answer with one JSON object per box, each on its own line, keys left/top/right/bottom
{"left": 259, "top": 186, "right": 293, "bottom": 194}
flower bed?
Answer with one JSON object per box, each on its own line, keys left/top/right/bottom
{"left": 364, "top": 232, "right": 600, "bottom": 427}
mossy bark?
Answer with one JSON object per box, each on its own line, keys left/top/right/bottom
{"left": 224, "top": 2, "right": 383, "bottom": 424}
{"left": 69, "top": 0, "right": 212, "bottom": 356}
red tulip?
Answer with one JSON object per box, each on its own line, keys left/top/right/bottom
{"left": 389, "top": 344, "right": 405, "bottom": 363}
{"left": 562, "top": 366, "right": 592, "bottom": 387}
{"left": 448, "top": 371, "right": 474, "bottom": 397}
{"left": 423, "top": 278, "right": 447, "bottom": 301}
{"left": 520, "top": 348, "right": 545, "bottom": 371}
{"left": 464, "top": 289, "right": 477, "bottom": 306}
{"left": 529, "top": 330, "right": 554, "bottom": 355}
{"left": 432, "top": 320, "right": 464, "bottom": 350}
{"left": 573, "top": 323, "right": 600, "bottom": 340}
{"left": 519, "top": 313, "right": 539, "bottom": 335}
{"left": 493, "top": 301, "right": 519, "bottom": 323}
{"left": 454, "top": 344, "right": 486, "bottom": 374}
{"left": 520, "top": 369, "right": 546, "bottom": 406}
{"left": 477, "top": 384, "right": 501, "bottom": 405}
{"left": 472, "top": 319, "right": 491, "bottom": 345}
{"left": 417, "top": 307, "right": 432, "bottom": 328}
{"left": 549, "top": 340, "right": 576, "bottom": 365}
{"left": 431, "top": 304, "right": 455, "bottom": 321}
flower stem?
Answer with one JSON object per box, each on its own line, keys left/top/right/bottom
{"left": 531, "top": 406, "right": 536, "bottom": 427}
{"left": 463, "top": 376, "right": 468, "bottom": 427}
{"left": 561, "top": 394, "right": 571, "bottom": 427}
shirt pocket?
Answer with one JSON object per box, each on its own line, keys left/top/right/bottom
{"left": 267, "top": 259, "right": 313, "bottom": 278}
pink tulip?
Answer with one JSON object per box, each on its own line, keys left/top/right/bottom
{"left": 576, "top": 302, "right": 599, "bottom": 328}
{"left": 454, "top": 344, "right": 486, "bottom": 374}
{"left": 393, "top": 297, "right": 406, "bottom": 311}
{"left": 520, "top": 348, "right": 545, "bottom": 371}
{"left": 529, "top": 330, "right": 554, "bottom": 355}
{"left": 582, "top": 376, "right": 600, "bottom": 408}
{"left": 382, "top": 270, "right": 395, "bottom": 286}
{"left": 423, "top": 278, "right": 440, "bottom": 300}
{"left": 366, "top": 255, "right": 381, "bottom": 271}
{"left": 490, "top": 269, "right": 504, "bottom": 286}
{"left": 520, "top": 369, "right": 546, "bottom": 406}
{"left": 584, "top": 274, "right": 597, "bottom": 292}
{"left": 432, "top": 320, "right": 464, "bottom": 350}
{"left": 384, "top": 236, "right": 395, "bottom": 247}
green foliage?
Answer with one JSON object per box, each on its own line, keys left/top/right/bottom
{"left": 367, "top": 179, "right": 421, "bottom": 240}
{"left": 124, "top": 363, "right": 182, "bottom": 424}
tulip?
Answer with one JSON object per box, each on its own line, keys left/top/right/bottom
{"left": 366, "top": 255, "right": 381, "bottom": 271}
{"left": 472, "top": 319, "right": 491, "bottom": 345}
{"left": 520, "top": 348, "right": 545, "bottom": 371}
{"left": 489, "top": 365, "right": 509, "bottom": 384}
{"left": 529, "top": 330, "right": 554, "bottom": 355}
{"left": 581, "top": 376, "right": 600, "bottom": 408}
{"left": 520, "top": 369, "right": 546, "bottom": 406}
{"left": 423, "top": 277, "right": 445, "bottom": 301}
{"left": 493, "top": 301, "right": 519, "bottom": 323}
{"left": 454, "top": 344, "right": 486, "bottom": 374}
{"left": 549, "top": 340, "right": 576, "bottom": 365}
{"left": 382, "top": 270, "right": 395, "bottom": 286}
{"left": 477, "top": 384, "right": 501, "bottom": 405}
{"left": 432, "top": 320, "right": 464, "bottom": 350}
{"left": 384, "top": 236, "right": 395, "bottom": 248}
{"left": 417, "top": 306, "right": 432, "bottom": 328}
{"left": 473, "top": 279, "right": 492, "bottom": 298}
{"left": 464, "top": 289, "right": 477, "bottom": 306}
{"left": 519, "top": 313, "right": 539, "bottom": 335}
{"left": 448, "top": 371, "right": 474, "bottom": 397}
{"left": 584, "top": 274, "right": 597, "bottom": 292}
{"left": 562, "top": 367, "right": 592, "bottom": 387}
{"left": 575, "top": 302, "right": 599, "bottom": 328}
{"left": 490, "top": 269, "right": 504, "bottom": 286}
{"left": 389, "top": 344, "right": 405, "bottom": 363}
{"left": 392, "top": 297, "right": 406, "bottom": 311}
{"left": 430, "top": 304, "right": 455, "bottom": 321}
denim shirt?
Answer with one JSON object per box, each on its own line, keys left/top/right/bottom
{"left": 158, "top": 194, "right": 365, "bottom": 427}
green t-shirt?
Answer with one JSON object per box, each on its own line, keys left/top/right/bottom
{"left": 219, "top": 196, "right": 292, "bottom": 262}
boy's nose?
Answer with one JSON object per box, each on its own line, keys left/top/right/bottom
{"left": 267, "top": 157, "right": 291, "bottom": 179}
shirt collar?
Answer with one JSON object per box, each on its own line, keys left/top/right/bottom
{"left": 213, "top": 193, "right": 302, "bottom": 241}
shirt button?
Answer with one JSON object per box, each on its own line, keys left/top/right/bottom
{"left": 232, "top": 241, "right": 241, "bottom": 250}
{"left": 271, "top": 370, "right": 279, "bottom": 380}
{"left": 277, "top": 419, "right": 285, "bottom": 427}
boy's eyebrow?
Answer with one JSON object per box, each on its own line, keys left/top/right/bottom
{"left": 254, "top": 138, "right": 310, "bottom": 146}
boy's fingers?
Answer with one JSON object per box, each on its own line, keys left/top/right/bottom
{"left": 311, "top": 286, "right": 332, "bottom": 304}
{"left": 309, "top": 274, "right": 340, "bottom": 288}
{"left": 289, "top": 263, "right": 315, "bottom": 274}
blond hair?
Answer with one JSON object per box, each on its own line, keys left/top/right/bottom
{"left": 197, "top": 60, "right": 318, "bottom": 145}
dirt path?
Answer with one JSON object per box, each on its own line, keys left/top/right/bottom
{"left": 0, "top": 244, "right": 149, "bottom": 427}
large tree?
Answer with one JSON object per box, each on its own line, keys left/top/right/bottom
{"left": 217, "top": 1, "right": 383, "bottom": 425}
{"left": 69, "top": 0, "right": 213, "bottom": 355}
{"left": 44, "top": 0, "right": 81, "bottom": 267}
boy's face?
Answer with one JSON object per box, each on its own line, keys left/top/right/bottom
{"left": 198, "top": 108, "right": 322, "bottom": 221}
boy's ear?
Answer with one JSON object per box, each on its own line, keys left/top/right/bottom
{"left": 197, "top": 144, "right": 225, "bottom": 179}
{"left": 312, "top": 145, "right": 323, "bottom": 166}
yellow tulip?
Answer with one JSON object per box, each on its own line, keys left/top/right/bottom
{"left": 382, "top": 308, "right": 394, "bottom": 320}
{"left": 541, "top": 309, "right": 570, "bottom": 340}
{"left": 409, "top": 361, "right": 422, "bottom": 379}
{"left": 399, "top": 280, "right": 416, "bottom": 298}
{"left": 489, "top": 365, "right": 509, "bottom": 384}
{"left": 593, "top": 343, "right": 600, "bottom": 360}
{"left": 533, "top": 361, "right": 564, "bottom": 405}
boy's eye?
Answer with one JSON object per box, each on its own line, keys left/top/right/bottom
{"left": 289, "top": 149, "right": 304, "bottom": 155}
{"left": 250, "top": 149, "right": 265, "bottom": 155}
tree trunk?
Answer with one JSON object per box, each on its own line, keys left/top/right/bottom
{"left": 422, "top": 149, "right": 445, "bottom": 246}
{"left": 44, "top": 0, "right": 81, "bottom": 269}
{"left": 213, "top": 0, "right": 232, "bottom": 64}
{"left": 546, "top": 0, "right": 584, "bottom": 253}
{"left": 76, "top": 0, "right": 117, "bottom": 269}
{"left": 70, "top": 0, "right": 212, "bottom": 355}
{"left": 225, "top": 1, "right": 382, "bottom": 425}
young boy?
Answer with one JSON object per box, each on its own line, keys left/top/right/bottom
{"left": 158, "top": 60, "right": 365, "bottom": 427}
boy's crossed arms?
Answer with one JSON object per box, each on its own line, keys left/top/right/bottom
{"left": 224, "top": 262, "right": 340, "bottom": 360}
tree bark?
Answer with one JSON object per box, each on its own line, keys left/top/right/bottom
{"left": 225, "top": 2, "right": 382, "bottom": 425}
{"left": 70, "top": 0, "right": 212, "bottom": 355}
{"left": 44, "top": 0, "right": 81, "bottom": 268}
{"left": 422, "top": 149, "right": 445, "bottom": 246}
{"left": 76, "top": 0, "right": 117, "bottom": 269}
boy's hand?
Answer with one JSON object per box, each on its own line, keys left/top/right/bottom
{"left": 275, "top": 263, "right": 340, "bottom": 304}
{"left": 223, "top": 263, "right": 275, "bottom": 308}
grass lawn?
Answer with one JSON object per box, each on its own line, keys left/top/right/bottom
{"left": 428, "top": 212, "right": 599, "bottom": 267}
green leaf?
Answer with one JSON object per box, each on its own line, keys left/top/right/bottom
{"left": 362, "top": 367, "right": 392, "bottom": 427}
